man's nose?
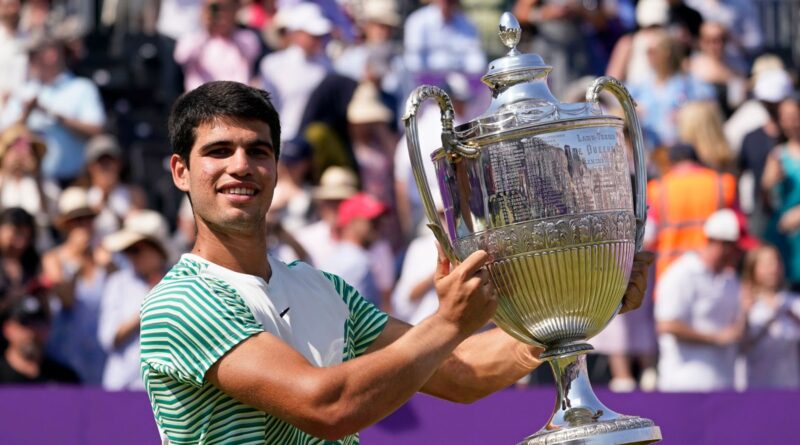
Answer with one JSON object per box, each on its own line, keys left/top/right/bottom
{"left": 228, "top": 147, "right": 250, "bottom": 175}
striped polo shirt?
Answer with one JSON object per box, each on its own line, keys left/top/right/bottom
{"left": 140, "top": 254, "right": 388, "bottom": 444}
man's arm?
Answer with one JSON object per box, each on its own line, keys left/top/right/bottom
{"left": 656, "top": 319, "right": 742, "bottom": 346}
{"left": 206, "top": 250, "right": 495, "bottom": 440}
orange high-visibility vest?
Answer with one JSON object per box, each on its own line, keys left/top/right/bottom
{"left": 648, "top": 165, "right": 737, "bottom": 278}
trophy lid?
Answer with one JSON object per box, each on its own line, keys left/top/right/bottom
{"left": 455, "top": 12, "right": 603, "bottom": 143}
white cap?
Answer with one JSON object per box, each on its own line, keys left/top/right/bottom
{"left": 753, "top": 69, "right": 794, "bottom": 103}
{"left": 103, "top": 210, "right": 172, "bottom": 258}
{"left": 285, "top": 3, "right": 332, "bottom": 37}
{"left": 703, "top": 208, "right": 740, "bottom": 242}
{"left": 636, "top": 0, "right": 669, "bottom": 28}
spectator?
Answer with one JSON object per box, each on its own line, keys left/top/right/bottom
{"left": 627, "top": 29, "right": 714, "bottom": 150}
{"left": 655, "top": 208, "right": 746, "bottom": 392}
{"left": 676, "top": 101, "right": 735, "bottom": 172}
{"left": 684, "top": 0, "right": 762, "bottom": 57}
{"left": 740, "top": 244, "right": 800, "bottom": 389}
{"left": 259, "top": 2, "right": 332, "bottom": 142}
{"left": 320, "top": 193, "right": 386, "bottom": 308}
{"left": 0, "top": 28, "right": 105, "bottom": 186}
{"left": 737, "top": 68, "right": 795, "bottom": 238}
{"left": 156, "top": 0, "right": 203, "bottom": 41}
{"left": 762, "top": 98, "right": 800, "bottom": 290}
{"left": 645, "top": 143, "right": 737, "bottom": 279}
{"left": 605, "top": 0, "right": 669, "bottom": 85}
{"left": 0, "top": 294, "right": 79, "bottom": 384}
{"left": 42, "top": 187, "right": 110, "bottom": 385}
{"left": 174, "top": 0, "right": 262, "bottom": 91}
{"left": 80, "top": 134, "right": 147, "bottom": 240}
{"left": 0, "top": 124, "right": 56, "bottom": 248}
{"left": 404, "top": 0, "right": 486, "bottom": 76}
{"left": 0, "top": 0, "right": 27, "bottom": 109}
{"left": 269, "top": 137, "right": 313, "bottom": 233}
{"left": 335, "top": 0, "right": 402, "bottom": 83}
{"left": 0, "top": 208, "right": 40, "bottom": 313}
{"left": 98, "top": 210, "right": 171, "bottom": 390}
{"left": 688, "top": 21, "right": 747, "bottom": 117}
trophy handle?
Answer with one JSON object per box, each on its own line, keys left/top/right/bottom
{"left": 586, "top": 77, "right": 647, "bottom": 252}
{"left": 402, "top": 85, "right": 470, "bottom": 264}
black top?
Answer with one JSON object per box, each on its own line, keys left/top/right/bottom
{"left": 739, "top": 127, "right": 779, "bottom": 189}
{"left": 669, "top": 3, "right": 704, "bottom": 38}
{"left": 0, "top": 353, "right": 80, "bottom": 384}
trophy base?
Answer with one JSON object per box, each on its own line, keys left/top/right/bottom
{"left": 518, "top": 416, "right": 661, "bottom": 445}
{"left": 520, "top": 345, "right": 661, "bottom": 445}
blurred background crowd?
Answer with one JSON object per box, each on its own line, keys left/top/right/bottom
{"left": 0, "top": 0, "right": 798, "bottom": 396}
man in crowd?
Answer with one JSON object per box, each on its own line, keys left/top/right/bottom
{"left": 655, "top": 208, "right": 748, "bottom": 392}
{"left": 0, "top": 28, "right": 105, "bottom": 186}
{"left": 0, "top": 294, "right": 79, "bottom": 384}
{"left": 139, "top": 80, "right": 652, "bottom": 443}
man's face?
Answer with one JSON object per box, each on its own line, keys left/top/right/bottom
{"left": 3, "top": 317, "right": 49, "bottom": 360}
{"left": 125, "top": 240, "right": 165, "bottom": 278}
{"left": 171, "top": 118, "right": 277, "bottom": 235}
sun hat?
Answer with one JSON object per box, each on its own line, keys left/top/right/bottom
{"left": 285, "top": 2, "right": 332, "bottom": 37}
{"left": 635, "top": 0, "right": 669, "bottom": 28}
{"left": 347, "top": 82, "right": 393, "bottom": 125}
{"left": 336, "top": 193, "right": 387, "bottom": 227}
{"left": 312, "top": 166, "right": 359, "bottom": 201}
{"left": 85, "top": 134, "right": 122, "bottom": 163}
{"left": 0, "top": 124, "right": 47, "bottom": 161}
{"left": 103, "top": 210, "right": 171, "bottom": 258}
{"left": 753, "top": 69, "right": 794, "bottom": 103}
{"left": 361, "top": 0, "right": 401, "bottom": 27}
{"left": 57, "top": 187, "right": 97, "bottom": 225}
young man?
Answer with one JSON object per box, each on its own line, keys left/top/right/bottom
{"left": 140, "top": 81, "right": 652, "bottom": 444}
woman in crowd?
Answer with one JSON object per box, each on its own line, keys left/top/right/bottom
{"left": 740, "top": 244, "right": 800, "bottom": 389}
{"left": 628, "top": 29, "right": 714, "bottom": 150}
{"left": 0, "top": 208, "right": 40, "bottom": 312}
{"left": 688, "top": 21, "right": 747, "bottom": 118}
{"left": 42, "top": 187, "right": 110, "bottom": 385}
{"left": 762, "top": 99, "right": 800, "bottom": 290}
{"left": 677, "top": 100, "right": 735, "bottom": 172}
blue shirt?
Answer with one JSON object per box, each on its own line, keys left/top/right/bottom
{"left": 0, "top": 72, "right": 106, "bottom": 180}
{"left": 403, "top": 5, "right": 486, "bottom": 75}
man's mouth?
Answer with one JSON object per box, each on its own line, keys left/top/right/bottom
{"left": 221, "top": 187, "right": 257, "bottom": 196}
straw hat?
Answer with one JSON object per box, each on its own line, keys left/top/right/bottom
{"left": 347, "top": 82, "right": 393, "bottom": 125}
{"left": 361, "top": 0, "right": 401, "bottom": 27}
{"left": 103, "top": 210, "right": 171, "bottom": 258}
{"left": 0, "top": 124, "right": 47, "bottom": 161}
{"left": 312, "top": 166, "right": 359, "bottom": 201}
{"left": 56, "top": 187, "right": 97, "bottom": 226}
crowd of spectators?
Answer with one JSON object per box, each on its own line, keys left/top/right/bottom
{"left": 0, "top": 0, "right": 798, "bottom": 396}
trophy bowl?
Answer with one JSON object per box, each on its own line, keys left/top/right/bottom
{"left": 403, "top": 13, "right": 662, "bottom": 445}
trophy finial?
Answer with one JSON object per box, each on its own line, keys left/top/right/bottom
{"left": 498, "top": 12, "right": 521, "bottom": 55}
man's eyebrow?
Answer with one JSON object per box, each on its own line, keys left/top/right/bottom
{"left": 198, "top": 139, "right": 274, "bottom": 152}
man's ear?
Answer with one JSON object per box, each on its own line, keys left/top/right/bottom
{"left": 171, "top": 154, "right": 190, "bottom": 193}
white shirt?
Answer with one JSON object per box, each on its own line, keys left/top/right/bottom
{"left": 392, "top": 232, "right": 439, "bottom": 324}
{"left": 0, "top": 26, "right": 28, "bottom": 109}
{"left": 745, "top": 292, "right": 800, "bottom": 389}
{"left": 98, "top": 268, "right": 151, "bottom": 390}
{"left": 655, "top": 251, "right": 741, "bottom": 392}
{"left": 403, "top": 5, "right": 486, "bottom": 74}
{"left": 319, "top": 241, "right": 380, "bottom": 307}
{"left": 259, "top": 46, "right": 331, "bottom": 142}
{"left": 156, "top": 0, "right": 202, "bottom": 41}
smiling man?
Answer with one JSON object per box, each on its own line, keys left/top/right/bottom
{"left": 139, "top": 81, "right": 653, "bottom": 445}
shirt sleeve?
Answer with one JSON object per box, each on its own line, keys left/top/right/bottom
{"left": 322, "top": 271, "right": 389, "bottom": 357}
{"left": 139, "top": 276, "right": 264, "bottom": 387}
{"left": 654, "top": 262, "right": 693, "bottom": 323}
{"left": 97, "top": 271, "right": 124, "bottom": 352}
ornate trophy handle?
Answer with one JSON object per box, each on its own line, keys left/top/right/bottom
{"left": 586, "top": 77, "right": 647, "bottom": 252}
{"left": 402, "top": 85, "right": 469, "bottom": 264}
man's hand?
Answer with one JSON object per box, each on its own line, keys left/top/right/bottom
{"left": 432, "top": 245, "right": 497, "bottom": 337}
{"left": 619, "top": 251, "right": 655, "bottom": 314}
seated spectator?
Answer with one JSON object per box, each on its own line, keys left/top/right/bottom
{"left": 174, "top": 0, "right": 262, "bottom": 91}
{"left": 269, "top": 137, "right": 313, "bottom": 233}
{"left": 404, "top": 0, "right": 486, "bottom": 76}
{"left": 0, "top": 294, "right": 79, "bottom": 384}
{"left": 79, "top": 134, "right": 147, "bottom": 240}
{"left": 655, "top": 209, "right": 747, "bottom": 392}
{"left": 98, "top": 210, "right": 171, "bottom": 390}
{"left": 42, "top": 187, "right": 110, "bottom": 385}
{"left": 0, "top": 208, "right": 40, "bottom": 313}
{"left": 0, "top": 27, "right": 105, "bottom": 186}
{"left": 740, "top": 244, "right": 800, "bottom": 389}
{"left": 762, "top": 97, "right": 800, "bottom": 290}
{"left": 688, "top": 21, "right": 747, "bottom": 117}
{"left": 627, "top": 28, "right": 714, "bottom": 150}
{"left": 0, "top": 0, "right": 27, "bottom": 109}
{"left": 676, "top": 101, "right": 735, "bottom": 172}
{"left": 319, "top": 193, "right": 386, "bottom": 308}
{"left": 0, "top": 124, "right": 57, "bottom": 249}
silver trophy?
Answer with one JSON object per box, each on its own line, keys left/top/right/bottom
{"left": 402, "top": 13, "right": 662, "bottom": 445}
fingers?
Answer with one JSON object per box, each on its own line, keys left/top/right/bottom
{"left": 632, "top": 251, "right": 655, "bottom": 269}
{"left": 620, "top": 257, "right": 651, "bottom": 314}
{"left": 458, "top": 250, "right": 491, "bottom": 277}
{"left": 434, "top": 242, "right": 450, "bottom": 280}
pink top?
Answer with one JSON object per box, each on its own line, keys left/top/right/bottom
{"left": 174, "top": 29, "right": 261, "bottom": 91}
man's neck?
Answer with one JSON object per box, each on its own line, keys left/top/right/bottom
{"left": 697, "top": 247, "right": 724, "bottom": 275}
{"left": 192, "top": 225, "right": 272, "bottom": 281}
{"left": 4, "top": 347, "right": 40, "bottom": 379}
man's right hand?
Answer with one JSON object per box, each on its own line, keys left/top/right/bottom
{"left": 432, "top": 246, "right": 497, "bottom": 337}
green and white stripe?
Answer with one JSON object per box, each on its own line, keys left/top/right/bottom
{"left": 140, "top": 257, "right": 388, "bottom": 444}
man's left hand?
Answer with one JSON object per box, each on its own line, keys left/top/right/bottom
{"left": 619, "top": 251, "right": 655, "bottom": 314}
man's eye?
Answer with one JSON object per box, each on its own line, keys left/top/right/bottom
{"left": 249, "top": 147, "right": 273, "bottom": 157}
{"left": 208, "top": 148, "right": 230, "bottom": 157}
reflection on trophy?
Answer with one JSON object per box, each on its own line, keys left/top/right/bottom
{"left": 403, "top": 12, "right": 662, "bottom": 445}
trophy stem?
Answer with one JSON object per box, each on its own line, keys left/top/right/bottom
{"left": 519, "top": 347, "right": 662, "bottom": 445}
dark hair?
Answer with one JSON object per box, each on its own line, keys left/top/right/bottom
{"left": 0, "top": 207, "right": 39, "bottom": 279}
{"left": 168, "top": 81, "right": 281, "bottom": 166}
